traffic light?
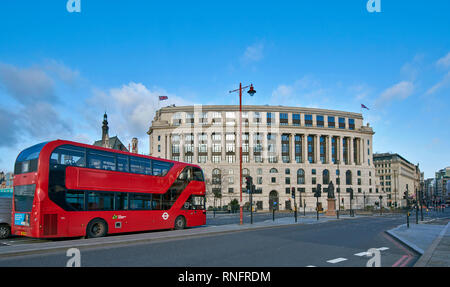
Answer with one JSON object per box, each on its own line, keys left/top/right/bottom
{"left": 291, "top": 187, "right": 296, "bottom": 199}
{"left": 245, "top": 176, "right": 253, "bottom": 193}
{"left": 315, "top": 184, "right": 322, "bottom": 197}
{"left": 349, "top": 188, "right": 354, "bottom": 200}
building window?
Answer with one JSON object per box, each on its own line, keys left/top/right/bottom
{"left": 305, "top": 114, "right": 313, "bottom": 127}
{"left": 323, "top": 169, "right": 330, "bottom": 185}
{"left": 212, "top": 169, "right": 221, "bottom": 185}
{"left": 267, "top": 112, "right": 273, "bottom": 125}
{"left": 346, "top": 170, "right": 352, "bottom": 185}
{"left": 349, "top": 118, "right": 355, "bottom": 130}
{"left": 339, "top": 117, "right": 346, "bottom": 129}
{"left": 253, "top": 112, "right": 261, "bottom": 123}
{"left": 226, "top": 155, "right": 235, "bottom": 163}
{"left": 198, "top": 155, "right": 207, "bottom": 163}
{"left": 316, "top": 115, "right": 324, "bottom": 127}
{"left": 320, "top": 136, "right": 326, "bottom": 163}
{"left": 297, "top": 169, "right": 305, "bottom": 185}
{"left": 293, "top": 114, "right": 300, "bottom": 126}
{"left": 328, "top": 116, "right": 335, "bottom": 128}
{"left": 308, "top": 136, "right": 314, "bottom": 163}
{"left": 280, "top": 113, "right": 288, "bottom": 125}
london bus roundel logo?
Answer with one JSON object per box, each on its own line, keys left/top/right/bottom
{"left": 162, "top": 212, "right": 169, "bottom": 220}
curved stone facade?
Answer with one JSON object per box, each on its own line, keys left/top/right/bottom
{"left": 148, "top": 105, "right": 383, "bottom": 211}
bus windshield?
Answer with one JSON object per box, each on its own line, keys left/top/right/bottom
{"left": 14, "top": 142, "right": 49, "bottom": 174}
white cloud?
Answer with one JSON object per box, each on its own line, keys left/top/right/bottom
{"left": 425, "top": 71, "right": 450, "bottom": 96}
{"left": 43, "top": 59, "right": 81, "bottom": 86}
{"left": 241, "top": 43, "right": 264, "bottom": 64}
{"left": 270, "top": 76, "right": 329, "bottom": 107}
{"left": 86, "top": 82, "right": 189, "bottom": 152}
{"left": 436, "top": 52, "right": 450, "bottom": 68}
{"left": 0, "top": 62, "right": 56, "bottom": 105}
{"left": 375, "top": 81, "right": 414, "bottom": 107}
{"left": 0, "top": 61, "right": 76, "bottom": 147}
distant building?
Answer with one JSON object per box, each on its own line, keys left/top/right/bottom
{"left": 424, "top": 178, "right": 435, "bottom": 203}
{"left": 93, "top": 113, "right": 129, "bottom": 152}
{"left": 0, "top": 172, "right": 13, "bottom": 188}
{"left": 373, "top": 153, "right": 421, "bottom": 208}
{"left": 435, "top": 167, "right": 450, "bottom": 204}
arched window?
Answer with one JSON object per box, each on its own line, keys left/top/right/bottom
{"left": 323, "top": 169, "right": 330, "bottom": 185}
{"left": 212, "top": 168, "right": 222, "bottom": 185}
{"left": 270, "top": 168, "right": 278, "bottom": 173}
{"left": 346, "top": 170, "right": 352, "bottom": 185}
{"left": 243, "top": 168, "right": 250, "bottom": 176}
{"left": 297, "top": 168, "right": 305, "bottom": 185}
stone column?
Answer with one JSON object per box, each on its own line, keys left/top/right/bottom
{"left": 207, "top": 132, "right": 212, "bottom": 163}
{"left": 338, "top": 136, "right": 344, "bottom": 165}
{"left": 315, "top": 135, "right": 321, "bottom": 164}
{"left": 249, "top": 132, "right": 254, "bottom": 162}
{"left": 303, "top": 134, "right": 309, "bottom": 164}
{"left": 168, "top": 134, "right": 172, "bottom": 160}
{"left": 219, "top": 132, "right": 223, "bottom": 162}
{"left": 327, "top": 135, "right": 333, "bottom": 164}
{"left": 180, "top": 134, "right": 185, "bottom": 162}
{"left": 262, "top": 132, "right": 268, "bottom": 163}
{"left": 276, "top": 133, "right": 282, "bottom": 163}
{"left": 194, "top": 132, "right": 199, "bottom": 164}
{"left": 290, "top": 133, "right": 296, "bottom": 163}
{"left": 349, "top": 137, "right": 354, "bottom": 165}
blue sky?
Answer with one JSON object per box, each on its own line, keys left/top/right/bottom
{"left": 0, "top": 0, "right": 449, "bottom": 178}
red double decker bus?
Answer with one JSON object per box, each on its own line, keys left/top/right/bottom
{"left": 11, "top": 140, "right": 206, "bottom": 238}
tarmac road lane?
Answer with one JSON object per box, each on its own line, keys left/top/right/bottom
{"left": 0, "top": 216, "right": 418, "bottom": 267}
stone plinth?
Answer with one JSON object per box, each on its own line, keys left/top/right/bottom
{"left": 326, "top": 198, "right": 337, "bottom": 216}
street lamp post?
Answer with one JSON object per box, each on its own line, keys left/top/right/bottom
{"left": 420, "top": 183, "right": 424, "bottom": 221}
{"left": 229, "top": 83, "right": 256, "bottom": 225}
{"left": 379, "top": 195, "right": 383, "bottom": 216}
{"left": 337, "top": 160, "right": 341, "bottom": 219}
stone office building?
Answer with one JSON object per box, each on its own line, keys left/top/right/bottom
{"left": 373, "top": 153, "right": 421, "bottom": 208}
{"left": 148, "top": 105, "right": 380, "bottom": 211}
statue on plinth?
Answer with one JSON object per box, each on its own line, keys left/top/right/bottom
{"left": 327, "top": 181, "right": 335, "bottom": 199}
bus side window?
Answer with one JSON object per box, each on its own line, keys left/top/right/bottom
{"left": 192, "top": 167, "right": 204, "bottom": 182}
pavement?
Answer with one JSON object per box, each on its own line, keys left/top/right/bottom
{"left": 0, "top": 213, "right": 360, "bottom": 258}
{"left": 386, "top": 214, "right": 450, "bottom": 267}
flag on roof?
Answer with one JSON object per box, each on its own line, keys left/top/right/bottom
{"left": 361, "top": 104, "right": 369, "bottom": 110}
{"left": 159, "top": 96, "right": 168, "bottom": 101}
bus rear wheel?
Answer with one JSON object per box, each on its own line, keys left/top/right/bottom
{"left": 86, "top": 218, "right": 108, "bottom": 238}
{"left": 0, "top": 224, "right": 10, "bottom": 239}
{"left": 174, "top": 216, "right": 186, "bottom": 230}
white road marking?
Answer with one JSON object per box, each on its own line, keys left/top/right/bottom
{"left": 306, "top": 265, "right": 316, "bottom": 267}
{"left": 355, "top": 247, "right": 389, "bottom": 257}
{"left": 327, "top": 257, "right": 347, "bottom": 264}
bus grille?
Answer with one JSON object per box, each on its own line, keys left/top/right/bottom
{"left": 43, "top": 214, "right": 58, "bottom": 236}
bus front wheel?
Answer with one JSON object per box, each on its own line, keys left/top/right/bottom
{"left": 174, "top": 216, "right": 186, "bottom": 230}
{"left": 86, "top": 218, "right": 108, "bottom": 238}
